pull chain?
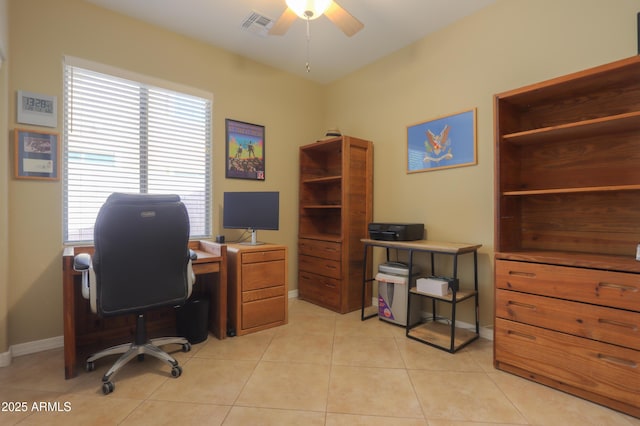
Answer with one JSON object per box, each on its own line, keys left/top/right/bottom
{"left": 305, "top": 17, "right": 311, "bottom": 73}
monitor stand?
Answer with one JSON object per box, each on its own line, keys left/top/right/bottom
{"left": 241, "top": 228, "right": 264, "bottom": 245}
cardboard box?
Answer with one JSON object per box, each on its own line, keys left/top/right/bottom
{"left": 416, "top": 277, "right": 449, "bottom": 297}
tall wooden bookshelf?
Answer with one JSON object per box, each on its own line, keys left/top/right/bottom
{"left": 298, "top": 135, "right": 373, "bottom": 313}
{"left": 493, "top": 56, "right": 640, "bottom": 417}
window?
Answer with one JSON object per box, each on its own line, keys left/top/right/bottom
{"left": 63, "top": 58, "right": 212, "bottom": 243}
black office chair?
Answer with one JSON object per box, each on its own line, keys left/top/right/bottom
{"left": 73, "top": 193, "right": 196, "bottom": 395}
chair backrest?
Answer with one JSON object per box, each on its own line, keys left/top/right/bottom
{"left": 93, "top": 193, "right": 191, "bottom": 316}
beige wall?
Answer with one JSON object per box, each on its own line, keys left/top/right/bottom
{"left": 4, "top": 0, "right": 640, "bottom": 348}
{"left": 6, "top": 0, "right": 324, "bottom": 346}
{"left": 0, "top": 0, "right": 8, "bottom": 355}
{"left": 325, "top": 0, "right": 640, "bottom": 326}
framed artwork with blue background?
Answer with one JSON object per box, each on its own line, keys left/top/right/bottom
{"left": 14, "top": 128, "right": 59, "bottom": 180}
{"left": 407, "top": 108, "right": 476, "bottom": 173}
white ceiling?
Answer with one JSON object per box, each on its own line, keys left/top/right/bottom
{"left": 85, "top": 0, "right": 496, "bottom": 84}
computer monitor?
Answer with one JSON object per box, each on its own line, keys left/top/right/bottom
{"left": 222, "top": 191, "right": 279, "bottom": 245}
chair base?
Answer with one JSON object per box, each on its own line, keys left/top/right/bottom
{"left": 86, "top": 314, "right": 191, "bottom": 394}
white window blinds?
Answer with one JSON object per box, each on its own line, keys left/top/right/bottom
{"left": 63, "top": 60, "right": 212, "bottom": 243}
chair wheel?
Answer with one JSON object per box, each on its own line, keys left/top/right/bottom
{"left": 86, "top": 361, "right": 95, "bottom": 372}
{"left": 137, "top": 354, "right": 145, "bottom": 362}
{"left": 182, "top": 342, "right": 191, "bottom": 352}
{"left": 171, "top": 365, "right": 182, "bottom": 378}
{"left": 102, "top": 381, "right": 114, "bottom": 395}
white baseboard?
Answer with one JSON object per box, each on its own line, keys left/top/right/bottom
{"left": 288, "top": 289, "right": 299, "bottom": 299}
{"left": 9, "top": 336, "right": 64, "bottom": 358}
{"left": 0, "top": 336, "right": 64, "bottom": 368}
{"left": 479, "top": 325, "right": 494, "bottom": 341}
{"left": 0, "top": 349, "right": 11, "bottom": 367}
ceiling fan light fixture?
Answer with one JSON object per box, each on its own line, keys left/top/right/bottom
{"left": 286, "top": 0, "right": 331, "bottom": 20}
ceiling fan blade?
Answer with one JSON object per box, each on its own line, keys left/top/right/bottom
{"left": 268, "top": 7, "right": 297, "bottom": 35}
{"left": 324, "top": 1, "right": 364, "bottom": 37}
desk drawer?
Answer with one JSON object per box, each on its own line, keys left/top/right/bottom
{"left": 242, "top": 249, "right": 285, "bottom": 264}
{"left": 299, "top": 254, "right": 341, "bottom": 279}
{"left": 242, "top": 296, "right": 286, "bottom": 329}
{"left": 496, "top": 289, "right": 640, "bottom": 350}
{"left": 242, "top": 286, "right": 284, "bottom": 303}
{"left": 495, "top": 318, "right": 640, "bottom": 409}
{"left": 242, "top": 260, "right": 285, "bottom": 291}
{"left": 495, "top": 260, "right": 640, "bottom": 311}
{"left": 299, "top": 238, "right": 341, "bottom": 261}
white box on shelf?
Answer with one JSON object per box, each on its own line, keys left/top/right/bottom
{"left": 416, "top": 277, "right": 449, "bottom": 297}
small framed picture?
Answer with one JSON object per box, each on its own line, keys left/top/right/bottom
{"left": 17, "top": 90, "right": 57, "bottom": 128}
{"left": 225, "top": 119, "right": 265, "bottom": 180}
{"left": 14, "top": 129, "right": 60, "bottom": 180}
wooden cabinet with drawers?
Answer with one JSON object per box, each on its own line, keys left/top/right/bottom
{"left": 495, "top": 259, "right": 640, "bottom": 412}
{"left": 298, "top": 136, "right": 373, "bottom": 313}
{"left": 227, "top": 243, "right": 288, "bottom": 336}
{"left": 493, "top": 56, "right": 640, "bottom": 417}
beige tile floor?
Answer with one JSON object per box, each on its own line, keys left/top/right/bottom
{"left": 0, "top": 298, "right": 639, "bottom": 425}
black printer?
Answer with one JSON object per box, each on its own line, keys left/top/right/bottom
{"left": 368, "top": 223, "right": 424, "bottom": 241}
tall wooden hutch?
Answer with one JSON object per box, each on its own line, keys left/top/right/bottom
{"left": 493, "top": 56, "right": 640, "bottom": 417}
{"left": 298, "top": 135, "right": 373, "bottom": 313}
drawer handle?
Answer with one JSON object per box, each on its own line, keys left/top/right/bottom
{"left": 597, "top": 353, "right": 637, "bottom": 368}
{"left": 508, "top": 270, "right": 536, "bottom": 278}
{"left": 507, "top": 330, "right": 536, "bottom": 341}
{"left": 597, "top": 282, "right": 638, "bottom": 293}
{"left": 507, "top": 300, "right": 536, "bottom": 310}
{"left": 598, "top": 318, "right": 638, "bottom": 331}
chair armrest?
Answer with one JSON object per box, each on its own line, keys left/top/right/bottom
{"left": 186, "top": 250, "right": 197, "bottom": 298}
{"left": 73, "top": 253, "right": 94, "bottom": 305}
{"left": 74, "top": 253, "right": 91, "bottom": 271}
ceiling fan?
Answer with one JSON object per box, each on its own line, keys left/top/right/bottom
{"left": 269, "top": 0, "right": 364, "bottom": 37}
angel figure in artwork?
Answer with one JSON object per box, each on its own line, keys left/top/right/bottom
{"left": 424, "top": 124, "right": 453, "bottom": 163}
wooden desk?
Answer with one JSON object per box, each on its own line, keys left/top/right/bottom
{"left": 62, "top": 240, "right": 227, "bottom": 379}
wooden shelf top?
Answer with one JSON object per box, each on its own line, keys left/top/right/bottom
{"left": 501, "top": 111, "right": 640, "bottom": 145}
{"left": 301, "top": 175, "right": 341, "bottom": 184}
{"left": 361, "top": 239, "right": 481, "bottom": 254}
{"left": 409, "top": 288, "right": 477, "bottom": 302}
{"left": 407, "top": 321, "right": 478, "bottom": 351}
{"left": 496, "top": 250, "right": 640, "bottom": 274}
{"left": 301, "top": 204, "right": 342, "bottom": 209}
{"left": 495, "top": 55, "right": 640, "bottom": 105}
{"left": 502, "top": 184, "right": 640, "bottom": 196}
